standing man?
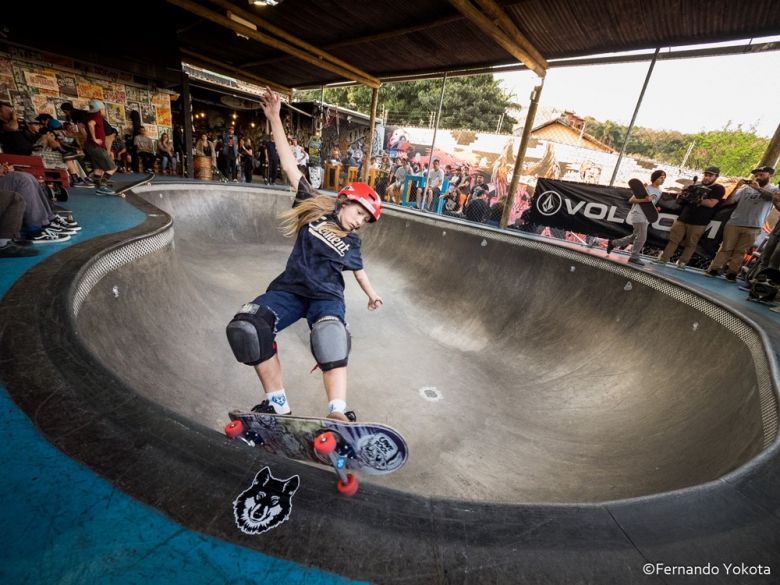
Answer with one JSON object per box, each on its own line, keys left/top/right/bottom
{"left": 706, "top": 166, "right": 778, "bottom": 282}
{"left": 609, "top": 170, "right": 666, "bottom": 266}
{"left": 83, "top": 99, "right": 117, "bottom": 195}
{"left": 291, "top": 136, "right": 307, "bottom": 177}
{"left": 220, "top": 126, "right": 239, "bottom": 182}
{"left": 652, "top": 167, "right": 724, "bottom": 269}
{"left": 264, "top": 134, "right": 280, "bottom": 185}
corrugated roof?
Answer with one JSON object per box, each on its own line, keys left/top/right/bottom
{"left": 170, "top": 0, "right": 780, "bottom": 88}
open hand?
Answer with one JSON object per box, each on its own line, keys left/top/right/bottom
{"left": 259, "top": 86, "right": 282, "bottom": 120}
{"left": 367, "top": 295, "right": 383, "bottom": 311}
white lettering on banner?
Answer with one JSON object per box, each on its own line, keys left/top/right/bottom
{"left": 563, "top": 199, "right": 585, "bottom": 215}
{"left": 650, "top": 213, "right": 676, "bottom": 232}
{"left": 703, "top": 220, "right": 722, "bottom": 239}
{"left": 584, "top": 203, "right": 608, "bottom": 220}
{"left": 607, "top": 206, "right": 624, "bottom": 224}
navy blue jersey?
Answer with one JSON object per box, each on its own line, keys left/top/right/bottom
{"left": 267, "top": 178, "right": 363, "bottom": 302}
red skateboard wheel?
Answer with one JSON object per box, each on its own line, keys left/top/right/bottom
{"left": 314, "top": 432, "right": 337, "bottom": 456}
{"left": 337, "top": 473, "right": 358, "bottom": 497}
{"left": 225, "top": 420, "right": 244, "bottom": 439}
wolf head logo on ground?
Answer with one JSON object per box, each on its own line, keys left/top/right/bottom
{"left": 233, "top": 467, "right": 299, "bottom": 535}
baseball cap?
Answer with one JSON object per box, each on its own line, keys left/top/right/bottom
{"left": 88, "top": 99, "right": 105, "bottom": 112}
{"left": 47, "top": 119, "right": 63, "bottom": 130}
{"left": 703, "top": 166, "right": 720, "bottom": 175}
{"left": 26, "top": 118, "right": 42, "bottom": 125}
{"left": 751, "top": 165, "right": 775, "bottom": 174}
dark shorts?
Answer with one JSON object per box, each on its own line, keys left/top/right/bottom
{"left": 253, "top": 289, "right": 346, "bottom": 333}
{"left": 84, "top": 143, "right": 116, "bottom": 172}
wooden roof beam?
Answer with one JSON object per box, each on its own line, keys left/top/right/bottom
{"left": 205, "top": 0, "right": 375, "bottom": 84}
{"left": 179, "top": 47, "right": 292, "bottom": 96}
{"left": 445, "top": 0, "right": 547, "bottom": 77}
{"left": 166, "top": 0, "right": 381, "bottom": 88}
{"left": 473, "top": 0, "right": 549, "bottom": 69}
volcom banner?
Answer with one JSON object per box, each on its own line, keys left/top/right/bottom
{"left": 530, "top": 179, "right": 735, "bottom": 258}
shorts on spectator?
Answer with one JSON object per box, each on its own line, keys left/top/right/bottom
{"left": 84, "top": 144, "right": 117, "bottom": 172}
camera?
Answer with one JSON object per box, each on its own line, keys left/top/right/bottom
{"left": 679, "top": 183, "right": 711, "bottom": 205}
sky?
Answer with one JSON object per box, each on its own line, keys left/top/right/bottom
{"left": 494, "top": 37, "right": 780, "bottom": 138}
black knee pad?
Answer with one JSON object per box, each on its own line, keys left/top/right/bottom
{"left": 226, "top": 303, "right": 277, "bottom": 366}
{"left": 310, "top": 316, "right": 351, "bottom": 372}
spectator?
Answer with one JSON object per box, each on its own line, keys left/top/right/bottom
{"left": 240, "top": 137, "right": 254, "bottom": 184}
{"left": 156, "top": 133, "right": 177, "bottom": 175}
{"left": 456, "top": 168, "right": 472, "bottom": 209}
{"left": 467, "top": 174, "right": 489, "bottom": 206}
{"left": 220, "top": 126, "right": 239, "bottom": 182}
{"left": 83, "top": 99, "right": 117, "bottom": 195}
{"left": 340, "top": 149, "right": 359, "bottom": 184}
{"left": 0, "top": 163, "right": 79, "bottom": 243}
{"left": 134, "top": 126, "right": 156, "bottom": 173}
{"left": 195, "top": 133, "right": 214, "bottom": 158}
{"left": 111, "top": 131, "right": 130, "bottom": 173}
{"left": 254, "top": 139, "right": 266, "bottom": 182}
{"left": 389, "top": 158, "right": 410, "bottom": 204}
{"left": 418, "top": 158, "right": 444, "bottom": 211}
{"left": 291, "top": 136, "right": 306, "bottom": 177}
{"left": 707, "top": 166, "right": 778, "bottom": 282}
{"left": 265, "top": 135, "right": 280, "bottom": 185}
{"left": 329, "top": 148, "right": 340, "bottom": 164}
{"left": 488, "top": 195, "right": 508, "bottom": 225}
{"left": 607, "top": 169, "right": 665, "bottom": 266}
{"left": 0, "top": 189, "right": 39, "bottom": 257}
{"left": 369, "top": 156, "right": 379, "bottom": 170}
{"left": 128, "top": 110, "right": 142, "bottom": 172}
{"left": 0, "top": 102, "right": 36, "bottom": 155}
{"left": 375, "top": 153, "right": 392, "bottom": 200}
{"left": 653, "top": 168, "right": 723, "bottom": 269}
{"left": 464, "top": 189, "right": 490, "bottom": 223}
{"left": 60, "top": 102, "right": 85, "bottom": 125}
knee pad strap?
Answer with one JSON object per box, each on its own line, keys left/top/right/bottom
{"left": 310, "top": 316, "right": 351, "bottom": 372}
{"left": 226, "top": 303, "right": 277, "bottom": 366}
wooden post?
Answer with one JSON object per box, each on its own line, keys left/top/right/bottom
{"left": 362, "top": 87, "right": 379, "bottom": 183}
{"left": 181, "top": 69, "right": 194, "bottom": 179}
{"left": 758, "top": 123, "right": 780, "bottom": 170}
{"left": 499, "top": 77, "right": 544, "bottom": 229}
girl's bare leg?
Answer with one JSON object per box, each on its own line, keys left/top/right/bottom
{"left": 253, "top": 353, "right": 284, "bottom": 392}
{"left": 322, "top": 367, "right": 347, "bottom": 402}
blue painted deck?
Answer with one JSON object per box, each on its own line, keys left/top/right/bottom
{"left": 0, "top": 176, "right": 363, "bottom": 585}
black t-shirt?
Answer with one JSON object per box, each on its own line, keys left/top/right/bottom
{"left": 678, "top": 183, "right": 726, "bottom": 225}
{"left": 265, "top": 140, "right": 279, "bottom": 162}
{"left": 0, "top": 130, "right": 35, "bottom": 155}
{"left": 267, "top": 179, "right": 363, "bottom": 302}
{"left": 465, "top": 198, "right": 490, "bottom": 223}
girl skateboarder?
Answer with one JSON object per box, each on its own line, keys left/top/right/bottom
{"left": 226, "top": 87, "right": 383, "bottom": 422}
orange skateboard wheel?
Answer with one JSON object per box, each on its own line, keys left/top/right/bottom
{"left": 225, "top": 420, "right": 244, "bottom": 438}
{"left": 337, "top": 473, "right": 358, "bottom": 497}
{"left": 314, "top": 432, "right": 337, "bottom": 456}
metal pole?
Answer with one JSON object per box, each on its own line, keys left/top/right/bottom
{"left": 181, "top": 70, "right": 195, "bottom": 179}
{"left": 362, "top": 86, "right": 379, "bottom": 183}
{"left": 420, "top": 71, "right": 447, "bottom": 210}
{"left": 499, "top": 76, "right": 545, "bottom": 229}
{"left": 609, "top": 47, "right": 660, "bottom": 187}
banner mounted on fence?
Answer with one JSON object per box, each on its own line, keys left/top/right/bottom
{"left": 529, "top": 179, "right": 734, "bottom": 258}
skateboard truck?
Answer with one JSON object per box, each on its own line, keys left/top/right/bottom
{"left": 314, "top": 432, "right": 359, "bottom": 497}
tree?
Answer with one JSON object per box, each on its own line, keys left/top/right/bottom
{"left": 296, "top": 75, "right": 518, "bottom": 133}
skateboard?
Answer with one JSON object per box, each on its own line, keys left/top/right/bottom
{"left": 107, "top": 173, "right": 154, "bottom": 198}
{"left": 627, "top": 179, "right": 659, "bottom": 223}
{"left": 225, "top": 411, "right": 408, "bottom": 496}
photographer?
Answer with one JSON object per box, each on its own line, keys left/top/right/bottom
{"left": 706, "top": 166, "right": 778, "bottom": 282}
{"left": 653, "top": 166, "right": 725, "bottom": 269}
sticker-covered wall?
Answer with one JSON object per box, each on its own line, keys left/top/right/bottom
{"left": 0, "top": 43, "right": 173, "bottom": 144}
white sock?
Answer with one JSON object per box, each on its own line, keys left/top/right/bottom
{"left": 0, "top": 239, "right": 10, "bottom": 247}
{"left": 328, "top": 399, "right": 347, "bottom": 415}
{"left": 265, "top": 389, "right": 291, "bottom": 414}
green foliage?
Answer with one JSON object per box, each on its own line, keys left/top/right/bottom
{"left": 583, "top": 117, "right": 768, "bottom": 177}
{"left": 295, "top": 75, "right": 518, "bottom": 133}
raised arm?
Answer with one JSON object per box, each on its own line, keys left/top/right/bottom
{"left": 259, "top": 87, "right": 302, "bottom": 186}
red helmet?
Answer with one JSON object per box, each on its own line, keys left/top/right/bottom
{"left": 338, "top": 182, "right": 382, "bottom": 222}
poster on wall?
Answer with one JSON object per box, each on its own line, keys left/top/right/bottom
{"left": 56, "top": 74, "right": 78, "bottom": 97}
{"left": 0, "top": 75, "right": 14, "bottom": 102}
{"left": 0, "top": 58, "right": 13, "bottom": 75}
{"left": 143, "top": 124, "right": 158, "bottom": 139}
{"left": 126, "top": 86, "right": 149, "bottom": 104}
{"left": 77, "top": 82, "right": 104, "bottom": 100}
{"left": 155, "top": 106, "right": 172, "bottom": 127}
{"left": 150, "top": 93, "right": 170, "bottom": 108}
{"left": 141, "top": 103, "right": 157, "bottom": 125}
{"left": 106, "top": 103, "right": 126, "bottom": 126}
{"left": 109, "top": 83, "right": 126, "bottom": 104}
{"left": 23, "top": 71, "right": 58, "bottom": 93}
{"left": 31, "top": 95, "right": 56, "bottom": 116}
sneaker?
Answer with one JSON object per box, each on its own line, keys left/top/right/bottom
{"left": 606, "top": 240, "right": 615, "bottom": 255}
{"left": 725, "top": 273, "right": 738, "bottom": 283}
{"left": 651, "top": 257, "right": 666, "bottom": 265}
{"left": 627, "top": 257, "right": 644, "bottom": 266}
{"left": 251, "top": 400, "right": 291, "bottom": 416}
{"left": 51, "top": 215, "right": 81, "bottom": 232}
{"left": 326, "top": 410, "right": 357, "bottom": 422}
{"left": 0, "top": 241, "right": 41, "bottom": 257}
{"left": 95, "top": 187, "right": 116, "bottom": 196}
{"left": 44, "top": 223, "right": 77, "bottom": 236}
{"left": 676, "top": 262, "right": 686, "bottom": 271}
{"left": 27, "top": 229, "right": 70, "bottom": 244}
{"left": 78, "top": 177, "right": 96, "bottom": 188}
{"left": 705, "top": 270, "right": 718, "bottom": 278}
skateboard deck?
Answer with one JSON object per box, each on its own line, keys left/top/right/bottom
{"left": 627, "top": 179, "right": 659, "bottom": 223}
{"left": 226, "top": 410, "right": 408, "bottom": 476}
{"left": 108, "top": 173, "right": 154, "bottom": 198}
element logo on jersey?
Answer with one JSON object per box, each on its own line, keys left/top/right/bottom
{"left": 309, "top": 218, "right": 350, "bottom": 257}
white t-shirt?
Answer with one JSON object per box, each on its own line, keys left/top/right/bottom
{"left": 626, "top": 185, "right": 660, "bottom": 224}
{"left": 728, "top": 184, "right": 779, "bottom": 228}
{"left": 292, "top": 144, "right": 305, "bottom": 165}
{"left": 427, "top": 168, "right": 445, "bottom": 189}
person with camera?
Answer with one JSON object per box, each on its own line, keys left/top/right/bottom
{"left": 706, "top": 166, "right": 778, "bottom": 282}
{"left": 653, "top": 166, "right": 725, "bottom": 269}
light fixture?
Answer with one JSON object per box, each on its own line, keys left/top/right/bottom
{"left": 251, "top": 122, "right": 255, "bottom": 128}
{"left": 251, "top": 0, "right": 280, "bottom": 5}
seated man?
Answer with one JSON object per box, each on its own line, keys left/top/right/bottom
{"left": 0, "top": 163, "right": 80, "bottom": 243}
{"left": 0, "top": 189, "right": 39, "bottom": 257}
{"left": 134, "top": 126, "right": 156, "bottom": 172}
{"left": 417, "top": 158, "right": 444, "bottom": 211}
{"left": 464, "top": 189, "right": 490, "bottom": 223}
{"left": 0, "top": 102, "right": 36, "bottom": 155}
{"left": 389, "top": 158, "right": 410, "bottom": 204}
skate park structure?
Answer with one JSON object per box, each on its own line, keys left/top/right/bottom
{"left": 3, "top": 1, "right": 780, "bottom": 582}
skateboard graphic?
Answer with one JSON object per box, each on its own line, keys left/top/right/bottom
{"left": 627, "top": 179, "right": 659, "bottom": 223}
{"left": 109, "top": 173, "right": 155, "bottom": 198}
{"left": 225, "top": 411, "right": 408, "bottom": 496}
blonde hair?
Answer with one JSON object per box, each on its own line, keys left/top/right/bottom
{"left": 279, "top": 194, "right": 350, "bottom": 238}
